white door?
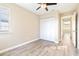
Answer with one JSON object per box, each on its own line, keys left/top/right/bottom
{"left": 40, "top": 18, "right": 58, "bottom": 42}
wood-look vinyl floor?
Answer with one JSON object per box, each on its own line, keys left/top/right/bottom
{"left": 0, "top": 39, "right": 79, "bottom": 56}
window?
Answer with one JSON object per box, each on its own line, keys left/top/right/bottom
{"left": 0, "top": 8, "right": 9, "bottom": 32}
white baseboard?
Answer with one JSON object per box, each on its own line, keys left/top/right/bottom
{"left": 40, "top": 39, "right": 59, "bottom": 43}
{"left": 0, "top": 39, "right": 39, "bottom": 54}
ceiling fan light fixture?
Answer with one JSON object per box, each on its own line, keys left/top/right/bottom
{"left": 36, "top": 3, "right": 57, "bottom": 11}
{"left": 40, "top": 3, "right": 47, "bottom": 8}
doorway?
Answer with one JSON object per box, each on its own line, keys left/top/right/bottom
{"left": 60, "top": 12, "right": 77, "bottom": 48}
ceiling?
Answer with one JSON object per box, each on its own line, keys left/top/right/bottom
{"left": 17, "top": 3, "right": 78, "bottom": 15}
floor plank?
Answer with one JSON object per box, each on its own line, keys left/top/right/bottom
{"left": 0, "top": 39, "right": 78, "bottom": 56}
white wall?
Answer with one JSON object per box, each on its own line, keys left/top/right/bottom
{"left": 40, "top": 10, "right": 59, "bottom": 19}
{"left": 0, "top": 3, "right": 40, "bottom": 50}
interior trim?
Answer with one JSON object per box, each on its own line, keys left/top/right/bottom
{"left": 0, "top": 38, "right": 39, "bottom": 54}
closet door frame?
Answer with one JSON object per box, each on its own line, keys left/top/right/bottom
{"left": 75, "top": 13, "right": 78, "bottom": 48}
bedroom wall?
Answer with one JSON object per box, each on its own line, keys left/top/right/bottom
{"left": 0, "top": 3, "right": 40, "bottom": 50}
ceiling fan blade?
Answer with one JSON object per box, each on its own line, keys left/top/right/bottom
{"left": 47, "top": 3, "right": 57, "bottom": 5}
{"left": 45, "top": 7, "right": 48, "bottom": 11}
{"left": 36, "top": 6, "right": 41, "bottom": 10}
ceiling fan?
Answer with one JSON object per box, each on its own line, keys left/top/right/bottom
{"left": 36, "top": 3, "right": 57, "bottom": 11}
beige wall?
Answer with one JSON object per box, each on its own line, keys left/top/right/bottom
{"left": 0, "top": 3, "right": 40, "bottom": 50}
